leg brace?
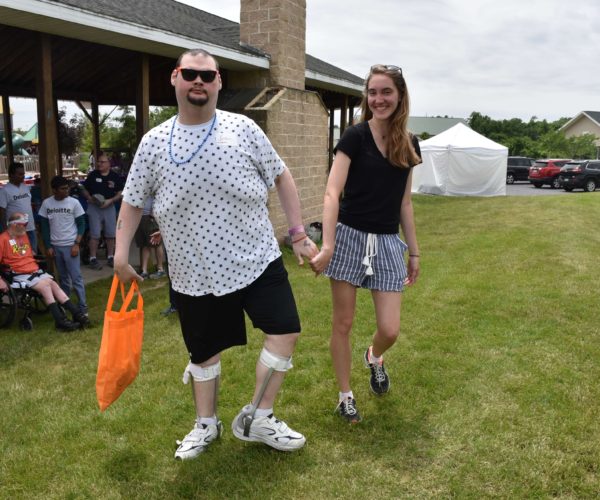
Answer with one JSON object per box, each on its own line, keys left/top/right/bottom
{"left": 243, "top": 348, "right": 292, "bottom": 437}
{"left": 182, "top": 361, "right": 221, "bottom": 384}
{"left": 182, "top": 361, "right": 221, "bottom": 420}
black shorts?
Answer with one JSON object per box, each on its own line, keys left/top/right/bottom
{"left": 175, "top": 257, "right": 301, "bottom": 364}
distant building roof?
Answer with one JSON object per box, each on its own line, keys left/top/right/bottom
{"left": 408, "top": 116, "right": 468, "bottom": 137}
{"left": 560, "top": 111, "right": 600, "bottom": 131}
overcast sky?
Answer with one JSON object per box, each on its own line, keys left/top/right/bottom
{"left": 177, "top": 0, "right": 600, "bottom": 122}
{"left": 8, "top": 0, "right": 600, "bottom": 130}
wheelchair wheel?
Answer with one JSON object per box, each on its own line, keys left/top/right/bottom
{"left": 20, "top": 316, "right": 33, "bottom": 331}
{"left": 0, "top": 288, "right": 17, "bottom": 328}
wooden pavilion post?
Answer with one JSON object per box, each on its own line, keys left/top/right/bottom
{"left": 76, "top": 100, "right": 100, "bottom": 164}
{"left": 1, "top": 95, "right": 15, "bottom": 162}
{"left": 136, "top": 54, "right": 150, "bottom": 148}
{"left": 35, "top": 34, "right": 59, "bottom": 200}
{"left": 91, "top": 102, "right": 100, "bottom": 160}
{"left": 328, "top": 107, "right": 335, "bottom": 169}
{"left": 340, "top": 95, "right": 348, "bottom": 134}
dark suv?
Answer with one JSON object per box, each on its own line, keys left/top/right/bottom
{"left": 506, "top": 156, "right": 534, "bottom": 184}
{"left": 559, "top": 160, "right": 600, "bottom": 192}
{"left": 528, "top": 159, "right": 571, "bottom": 188}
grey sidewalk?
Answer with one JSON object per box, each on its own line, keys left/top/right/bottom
{"left": 80, "top": 244, "right": 142, "bottom": 285}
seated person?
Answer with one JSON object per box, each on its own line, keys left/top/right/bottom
{"left": 0, "top": 212, "right": 87, "bottom": 331}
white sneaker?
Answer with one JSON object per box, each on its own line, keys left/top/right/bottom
{"left": 174, "top": 421, "right": 223, "bottom": 460}
{"left": 231, "top": 405, "right": 306, "bottom": 451}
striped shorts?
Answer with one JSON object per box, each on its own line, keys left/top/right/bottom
{"left": 323, "top": 222, "right": 408, "bottom": 292}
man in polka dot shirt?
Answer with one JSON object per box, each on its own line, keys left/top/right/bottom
{"left": 115, "top": 48, "right": 318, "bottom": 460}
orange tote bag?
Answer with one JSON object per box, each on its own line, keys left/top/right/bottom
{"left": 96, "top": 276, "right": 144, "bottom": 411}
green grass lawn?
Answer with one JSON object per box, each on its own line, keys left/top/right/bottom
{"left": 1, "top": 193, "right": 600, "bottom": 498}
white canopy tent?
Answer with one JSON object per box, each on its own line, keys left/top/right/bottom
{"left": 412, "top": 123, "right": 508, "bottom": 196}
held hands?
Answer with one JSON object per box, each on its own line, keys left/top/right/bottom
{"left": 292, "top": 234, "right": 318, "bottom": 265}
{"left": 100, "top": 199, "right": 113, "bottom": 209}
{"left": 309, "top": 246, "right": 333, "bottom": 276}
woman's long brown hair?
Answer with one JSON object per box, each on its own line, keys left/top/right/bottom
{"left": 360, "top": 65, "right": 421, "bottom": 168}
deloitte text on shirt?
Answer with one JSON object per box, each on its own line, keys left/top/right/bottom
{"left": 39, "top": 196, "right": 85, "bottom": 247}
{"left": 0, "top": 183, "right": 35, "bottom": 231}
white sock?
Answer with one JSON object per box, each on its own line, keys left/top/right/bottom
{"left": 370, "top": 349, "right": 383, "bottom": 364}
{"left": 255, "top": 407, "right": 273, "bottom": 417}
{"left": 197, "top": 416, "right": 217, "bottom": 426}
{"left": 339, "top": 391, "right": 354, "bottom": 402}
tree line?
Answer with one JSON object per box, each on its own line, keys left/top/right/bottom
{"left": 52, "top": 107, "right": 598, "bottom": 161}
{"left": 467, "top": 112, "right": 597, "bottom": 159}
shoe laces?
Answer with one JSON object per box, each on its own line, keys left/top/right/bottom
{"left": 367, "top": 348, "right": 387, "bottom": 383}
{"left": 373, "top": 362, "right": 387, "bottom": 383}
{"left": 336, "top": 398, "right": 358, "bottom": 416}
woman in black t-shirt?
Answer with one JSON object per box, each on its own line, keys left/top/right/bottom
{"left": 310, "top": 64, "right": 421, "bottom": 423}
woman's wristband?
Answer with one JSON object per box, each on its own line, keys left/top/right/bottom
{"left": 288, "top": 224, "right": 305, "bottom": 237}
{"left": 292, "top": 235, "right": 308, "bottom": 244}
{"left": 409, "top": 254, "right": 420, "bottom": 257}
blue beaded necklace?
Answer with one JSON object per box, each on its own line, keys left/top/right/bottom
{"left": 168, "top": 113, "right": 217, "bottom": 166}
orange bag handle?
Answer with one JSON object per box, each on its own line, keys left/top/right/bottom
{"left": 106, "top": 275, "right": 143, "bottom": 314}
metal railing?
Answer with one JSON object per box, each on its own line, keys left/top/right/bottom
{"left": 0, "top": 155, "right": 82, "bottom": 180}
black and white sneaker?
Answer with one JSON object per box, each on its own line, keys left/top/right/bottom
{"left": 74, "top": 312, "right": 90, "bottom": 328}
{"left": 88, "top": 258, "right": 102, "bottom": 270}
{"left": 232, "top": 405, "right": 306, "bottom": 451}
{"left": 364, "top": 346, "right": 390, "bottom": 395}
{"left": 174, "top": 421, "right": 223, "bottom": 460}
{"left": 335, "top": 397, "right": 362, "bottom": 423}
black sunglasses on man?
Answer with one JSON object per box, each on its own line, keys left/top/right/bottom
{"left": 176, "top": 67, "right": 218, "bottom": 83}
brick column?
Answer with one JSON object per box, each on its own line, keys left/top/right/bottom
{"left": 240, "top": 0, "right": 306, "bottom": 90}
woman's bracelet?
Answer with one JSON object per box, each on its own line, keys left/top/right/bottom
{"left": 409, "top": 254, "right": 420, "bottom": 257}
{"left": 288, "top": 224, "right": 305, "bottom": 237}
{"left": 292, "top": 235, "right": 308, "bottom": 244}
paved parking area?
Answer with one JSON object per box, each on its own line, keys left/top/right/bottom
{"left": 506, "top": 182, "right": 599, "bottom": 196}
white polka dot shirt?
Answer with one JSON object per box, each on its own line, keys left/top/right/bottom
{"left": 123, "top": 110, "right": 284, "bottom": 296}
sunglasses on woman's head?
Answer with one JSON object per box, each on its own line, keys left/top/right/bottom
{"left": 176, "top": 67, "right": 218, "bottom": 83}
{"left": 370, "top": 64, "right": 403, "bottom": 75}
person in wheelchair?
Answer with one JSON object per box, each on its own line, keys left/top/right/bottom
{"left": 0, "top": 212, "right": 87, "bottom": 331}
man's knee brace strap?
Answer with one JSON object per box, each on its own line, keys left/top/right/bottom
{"left": 182, "top": 361, "right": 221, "bottom": 384}
{"left": 259, "top": 348, "right": 293, "bottom": 372}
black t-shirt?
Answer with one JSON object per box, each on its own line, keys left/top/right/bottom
{"left": 334, "top": 121, "right": 421, "bottom": 234}
{"left": 83, "top": 170, "right": 125, "bottom": 199}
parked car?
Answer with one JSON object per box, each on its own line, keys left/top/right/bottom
{"left": 528, "top": 159, "right": 571, "bottom": 188}
{"left": 506, "top": 156, "right": 535, "bottom": 184}
{"left": 558, "top": 160, "right": 600, "bottom": 192}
